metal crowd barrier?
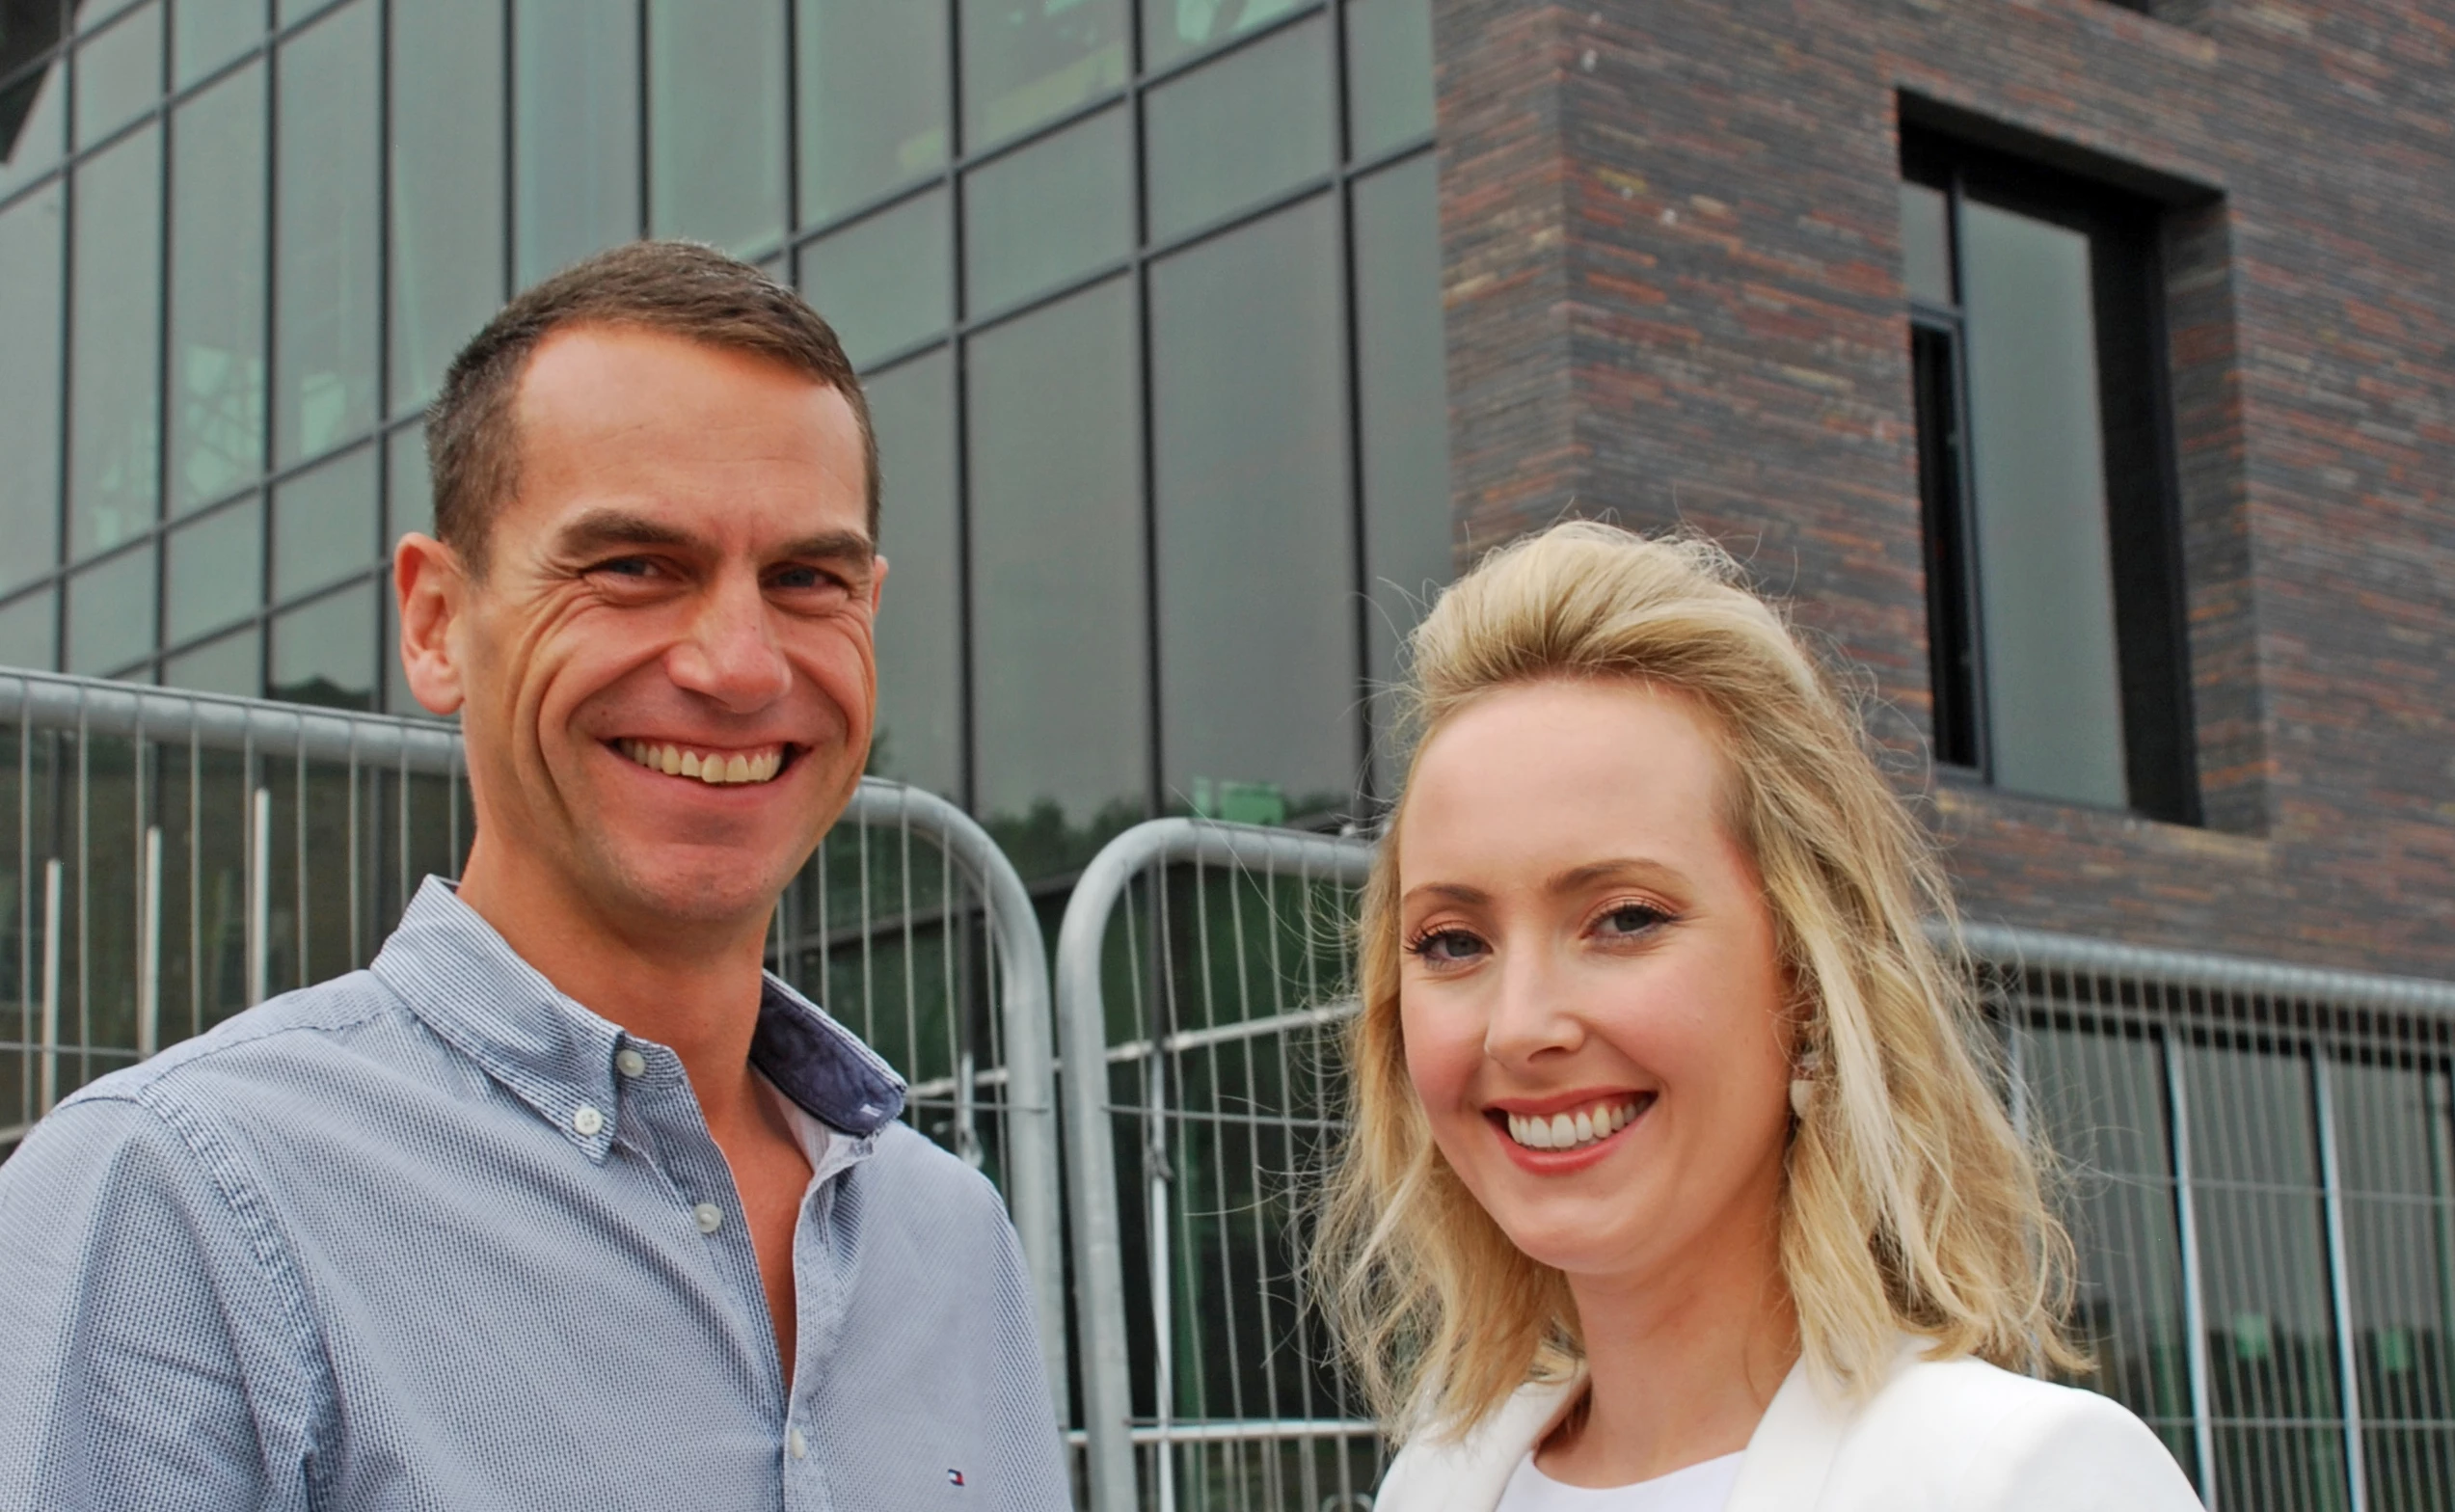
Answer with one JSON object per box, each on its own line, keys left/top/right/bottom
{"left": 0, "top": 669, "right": 1067, "bottom": 1418}
{"left": 1054, "top": 818, "right": 2455, "bottom": 1512}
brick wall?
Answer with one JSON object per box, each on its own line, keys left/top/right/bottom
{"left": 1433, "top": 0, "right": 2455, "bottom": 977}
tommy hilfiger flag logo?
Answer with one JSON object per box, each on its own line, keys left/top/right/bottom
{"left": 947, "top": 1469, "right": 965, "bottom": 1487}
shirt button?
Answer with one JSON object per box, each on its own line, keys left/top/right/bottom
{"left": 614, "top": 1049, "right": 647, "bottom": 1078}
{"left": 573, "top": 1104, "right": 605, "bottom": 1137}
{"left": 693, "top": 1202, "right": 725, "bottom": 1234}
{"left": 788, "top": 1427, "right": 808, "bottom": 1461}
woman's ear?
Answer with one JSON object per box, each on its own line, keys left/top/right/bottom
{"left": 393, "top": 533, "right": 468, "bottom": 716}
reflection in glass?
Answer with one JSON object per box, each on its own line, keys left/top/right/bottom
{"left": 1959, "top": 199, "right": 2126, "bottom": 809}
{"left": 1152, "top": 199, "right": 1353, "bottom": 818}
{"left": 863, "top": 353, "right": 959, "bottom": 798}
{"left": 1900, "top": 181, "right": 1951, "bottom": 307}
{"left": 648, "top": 0, "right": 784, "bottom": 253}
{"left": 0, "top": 590, "right": 57, "bottom": 671}
{"left": 961, "top": 106, "right": 1130, "bottom": 316}
{"left": 272, "top": 580, "right": 377, "bottom": 710}
{"left": 388, "top": 424, "right": 433, "bottom": 545}
{"left": 69, "top": 124, "right": 161, "bottom": 560}
{"left": 72, "top": 1, "right": 158, "bottom": 149}
{"left": 174, "top": 0, "right": 262, "bottom": 89}
{"left": 798, "top": 192, "right": 951, "bottom": 368}
{"left": 959, "top": 0, "right": 1126, "bottom": 151}
{"left": 67, "top": 545, "right": 156, "bottom": 674}
{"left": 275, "top": 1, "right": 378, "bottom": 464}
{"left": 167, "top": 496, "right": 263, "bottom": 644}
{"left": 1353, "top": 154, "right": 1449, "bottom": 790}
{"left": 1144, "top": 15, "right": 1332, "bottom": 242}
{"left": 164, "top": 623, "right": 259, "bottom": 697}
{"left": 391, "top": 0, "right": 503, "bottom": 415}
{"left": 796, "top": 0, "right": 947, "bottom": 225}
{"left": 1, "top": 51, "right": 67, "bottom": 197}
{"left": 0, "top": 184, "right": 64, "bottom": 595}
{"left": 1346, "top": 0, "right": 1434, "bottom": 159}
{"left": 967, "top": 280, "right": 1145, "bottom": 874}
{"left": 274, "top": 446, "right": 378, "bottom": 599}
{"left": 513, "top": 0, "right": 637, "bottom": 285}
{"left": 169, "top": 61, "right": 265, "bottom": 512}
{"left": 1141, "top": 0, "right": 1302, "bottom": 70}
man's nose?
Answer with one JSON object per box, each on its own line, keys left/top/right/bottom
{"left": 1482, "top": 946, "right": 1584, "bottom": 1066}
{"left": 665, "top": 573, "right": 792, "bottom": 712}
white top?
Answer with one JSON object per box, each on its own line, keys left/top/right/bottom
{"left": 1496, "top": 1451, "right": 1743, "bottom": 1512}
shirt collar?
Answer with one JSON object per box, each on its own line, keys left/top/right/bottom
{"left": 370, "top": 878, "right": 905, "bottom": 1156}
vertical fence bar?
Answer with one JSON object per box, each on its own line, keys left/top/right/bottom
{"left": 136, "top": 824, "right": 160, "bottom": 1058}
{"left": 2312, "top": 1050, "right": 2370, "bottom": 1511}
{"left": 2166, "top": 1019, "right": 2220, "bottom": 1507}
{"left": 38, "top": 857, "right": 62, "bottom": 1115}
{"left": 248, "top": 786, "right": 269, "bottom": 1007}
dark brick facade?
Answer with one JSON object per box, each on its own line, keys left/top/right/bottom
{"left": 1432, "top": 0, "right": 2455, "bottom": 978}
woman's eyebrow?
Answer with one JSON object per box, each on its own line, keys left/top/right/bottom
{"left": 1544, "top": 857, "right": 1685, "bottom": 895}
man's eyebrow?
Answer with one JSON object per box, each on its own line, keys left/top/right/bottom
{"left": 775, "top": 528, "right": 877, "bottom": 564}
{"left": 550, "top": 508, "right": 699, "bottom": 556}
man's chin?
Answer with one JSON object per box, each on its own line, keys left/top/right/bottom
{"left": 588, "top": 849, "right": 799, "bottom": 936}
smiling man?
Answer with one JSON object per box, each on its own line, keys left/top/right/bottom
{"left": 0, "top": 243, "right": 1067, "bottom": 1511}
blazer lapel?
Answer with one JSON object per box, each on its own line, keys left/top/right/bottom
{"left": 1720, "top": 1360, "right": 1851, "bottom": 1512}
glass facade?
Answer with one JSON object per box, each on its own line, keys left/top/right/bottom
{"left": 0, "top": 0, "right": 1451, "bottom": 876}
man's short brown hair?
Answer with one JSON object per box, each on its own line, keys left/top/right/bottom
{"left": 426, "top": 240, "right": 877, "bottom": 575}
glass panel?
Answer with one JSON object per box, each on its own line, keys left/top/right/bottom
{"left": 958, "top": 0, "right": 1126, "bottom": 152}
{"left": 863, "top": 352, "right": 958, "bottom": 798}
{"left": 270, "top": 580, "right": 376, "bottom": 709}
{"left": 0, "top": 51, "right": 68, "bottom": 197}
{"left": 0, "top": 589, "right": 57, "bottom": 670}
{"left": 165, "top": 495, "right": 262, "bottom": 643}
{"left": 1152, "top": 198, "right": 1353, "bottom": 822}
{"left": 0, "top": 183, "right": 63, "bottom": 594}
{"left": 648, "top": 0, "right": 784, "bottom": 253}
{"left": 1145, "top": 16, "right": 1332, "bottom": 243}
{"left": 66, "top": 544, "right": 155, "bottom": 674}
{"left": 72, "top": 1, "right": 159, "bottom": 149}
{"left": 1142, "top": 0, "right": 1303, "bottom": 71}
{"left": 1957, "top": 198, "right": 2127, "bottom": 809}
{"left": 1900, "top": 181, "right": 1951, "bottom": 307}
{"left": 274, "top": 0, "right": 377, "bottom": 465}
{"left": 1353, "top": 154, "right": 1448, "bottom": 790}
{"left": 961, "top": 105, "right": 1130, "bottom": 316}
{"left": 163, "top": 622, "right": 258, "bottom": 696}
{"left": 391, "top": 0, "right": 503, "bottom": 415}
{"left": 174, "top": 0, "right": 262, "bottom": 89}
{"left": 2182, "top": 1040, "right": 2348, "bottom": 1511}
{"left": 796, "top": 0, "right": 947, "bottom": 225}
{"left": 966, "top": 279, "right": 1144, "bottom": 876}
{"left": 1347, "top": 0, "right": 1434, "bottom": 158}
{"left": 169, "top": 60, "right": 266, "bottom": 513}
{"left": 388, "top": 424, "right": 432, "bottom": 545}
{"left": 797, "top": 191, "right": 950, "bottom": 369}
{"left": 68, "top": 123, "right": 161, "bottom": 560}
{"left": 512, "top": 0, "right": 638, "bottom": 285}
{"left": 274, "top": 446, "right": 378, "bottom": 599}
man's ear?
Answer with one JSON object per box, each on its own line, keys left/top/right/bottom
{"left": 394, "top": 532, "right": 469, "bottom": 716}
{"left": 870, "top": 553, "right": 889, "bottom": 613}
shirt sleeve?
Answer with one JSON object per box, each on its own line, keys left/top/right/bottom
{"left": 1957, "top": 1384, "right": 2207, "bottom": 1511}
{"left": 0, "top": 1094, "right": 318, "bottom": 1512}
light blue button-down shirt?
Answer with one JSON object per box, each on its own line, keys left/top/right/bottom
{"left": 0, "top": 878, "right": 1068, "bottom": 1510}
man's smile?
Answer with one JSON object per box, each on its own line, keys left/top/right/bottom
{"left": 612, "top": 739, "right": 796, "bottom": 786}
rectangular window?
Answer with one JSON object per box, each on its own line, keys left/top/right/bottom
{"left": 1902, "top": 128, "right": 2199, "bottom": 824}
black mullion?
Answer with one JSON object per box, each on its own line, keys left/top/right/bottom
{"left": 49, "top": 2, "right": 73, "bottom": 671}
{"left": 780, "top": 0, "right": 798, "bottom": 244}
{"left": 1129, "top": 0, "right": 1162, "bottom": 823}
{"left": 257, "top": 0, "right": 276, "bottom": 699}
{"left": 499, "top": 0, "right": 514, "bottom": 300}
{"left": 634, "top": 0, "right": 649, "bottom": 240}
{"left": 151, "top": 0, "right": 174, "bottom": 682}
{"left": 944, "top": 0, "right": 976, "bottom": 814}
{"left": 1911, "top": 315, "right": 1982, "bottom": 773}
{"left": 1331, "top": 0, "right": 1373, "bottom": 814}
{"left": 371, "top": 0, "right": 391, "bottom": 712}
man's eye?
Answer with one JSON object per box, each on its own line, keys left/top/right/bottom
{"left": 770, "top": 566, "right": 850, "bottom": 594}
{"left": 594, "top": 557, "right": 659, "bottom": 579}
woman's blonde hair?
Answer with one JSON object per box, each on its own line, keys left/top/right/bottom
{"left": 1313, "top": 520, "right": 2082, "bottom": 1438}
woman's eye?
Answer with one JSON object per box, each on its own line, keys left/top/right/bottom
{"left": 1406, "top": 929, "right": 1485, "bottom": 965}
{"left": 1597, "top": 903, "right": 1670, "bottom": 937}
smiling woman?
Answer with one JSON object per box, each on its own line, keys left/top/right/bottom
{"left": 1315, "top": 522, "right": 2203, "bottom": 1511}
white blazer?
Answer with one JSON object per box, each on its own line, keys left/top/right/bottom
{"left": 1372, "top": 1336, "right": 2204, "bottom": 1511}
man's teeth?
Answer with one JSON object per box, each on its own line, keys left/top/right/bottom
{"left": 617, "top": 740, "right": 784, "bottom": 786}
{"left": 1504, "top": 1098, "right": 1643, "bottom": 1151}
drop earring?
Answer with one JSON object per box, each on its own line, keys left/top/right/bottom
{"left": 1790, "top": 1046, "right": 1822, "bottom": 1120}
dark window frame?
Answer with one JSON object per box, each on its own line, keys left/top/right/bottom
{"left": 1902, "top": 127, "right": 2201, "bottom": 826}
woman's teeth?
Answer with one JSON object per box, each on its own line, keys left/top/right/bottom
{"left": 1504, "top": 1097, "right": 1643, "bottom": 1151}
{"left": 618, "top": 740, "right": 784, "bottom": 786}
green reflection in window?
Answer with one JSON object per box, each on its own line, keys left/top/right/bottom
{"left": 73, "top": 0, "right": 159, "bottom": 149}
{"left": 272, "top": 580, "right": 377, "bottom": 710}
{"left": 649, "top": 0, "right": 784, "bottom": 254}
{"left": 175, "top": 0, "right": 263, "bottom": 89}
{"left": 796, "top": 0, "right": 947, "bottom": 226}
{"left": 1144, "top": 15, "right": 1332, "bottom": 242}
{"left": 166, "top": 495, "right": 263, "bottom": 644}
{"left": 1345, "top": 0, "right": 1434, "bottom": 159}
{"left": 164, "top": 623, "right": 260, "bottom": 697}
{"left": 962, "top": 105, "right": 1130, "bottom": 316}
{"left": 170, "top": 61, "right": 265, "bottom": 513}
{"left": 275, "top": 1, "right": 378, "bottom": 465}
{"left": 797, "top": 191, "right": 950, "bottom": 369}
{"left": 863, "top": 351, "right": 959, "bottom": 799}
{"left": 959, "top": 0, "right": 1126, "bottom": 153}
{"left": 67, "top": 544, "right": 156, "bottom": 675}
{"left": 1152, "top": 197, "right": 1354, "bottom": 816}
{"left": 0, "top": 183, "right": 64, "bottom": 595}
{"left": 274, "top": 446, "right": 377, "bottom": 600}
{"left": 1, "top": 53, "right": 68, "bottom": 197}
{"left": 69, "top": 123, "right": 161, "bottom": 560}
{"left": 513, "top": 0, "right": 638, "bottom": 285}
{"left": 0, "top": 589, "right": 57, "bottom": 671}
{"left": 1141, "top": 0, "right": 1302, "bottom": 71}
{"left": 391, "top": 0, "right": 503, "bottom": 416}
